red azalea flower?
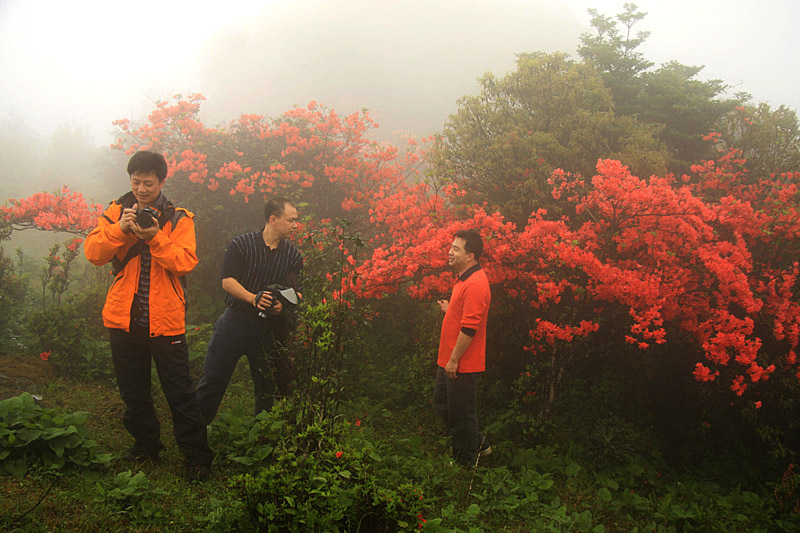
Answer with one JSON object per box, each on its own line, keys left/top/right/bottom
{"left": 40, "top": 351, "right": 51, "bottom": 361}
{"left": 335, "top": 451, "right": 343, "bottom": 458}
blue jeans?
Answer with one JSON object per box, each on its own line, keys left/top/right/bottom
{"left": 432, "top": 366, "right": 481, "bottom": 465}
{"left": 196, "top": 308, "right": 288, "bottom": 424}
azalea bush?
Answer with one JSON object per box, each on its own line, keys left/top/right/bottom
{"left": 352, "top": 150, "right": 800, "bottom": 409}
{"left": 3, "top": 94, "right": 800, "bottom": 484}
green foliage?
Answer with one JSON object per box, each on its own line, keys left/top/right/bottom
{"left": 94, "top": 470, "right": 168, "bottom": 521}
{"left": 436, "top": 51, "right": 668, "bottom": 225}
{"left": 774, "top": 463, "right": 800, "bottom": 516}
{"left": 0, "top": 236, "right": 27, "bottom": 356}
{"left": 578, "top": 3, "right": 743, "bottom": 173}
{"left": 0, "top": 392, "right": 112, "bottom": 476}
{"left": 578, "top": 3, "right": 652, "bottom": 107}
{"left": 25, "top": 302, "right": 112, "bottom": 380}
{"left": 205, "top": 400, "right": 426, "bottom": 532}
{"left": 211, "top": 406, "right": 275, "bottom": 467}
{"left": 185, "top": 321, "right": 214, "bottom": 362}
{"left": 718, "top": 102, "right": 800, "bottom": 176}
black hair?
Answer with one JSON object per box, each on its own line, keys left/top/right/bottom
{"left": 127, "top": 151, "right": 168, "bottom": 181}
{"left": 264, "top": 198, "right": 296, "bottom": 221}
{"left": 455, "top": 229, "right": 483, "bottom": 261}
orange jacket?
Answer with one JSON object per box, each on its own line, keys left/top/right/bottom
{"left": 84, "top": 200, "right": 198, "bottom": 336}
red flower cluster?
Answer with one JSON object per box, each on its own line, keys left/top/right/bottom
{"left": 1, "top": 187, "right": 103, "bottom": 236}
{"left": 7, "top": 95, "right": 800, "bottom": 403}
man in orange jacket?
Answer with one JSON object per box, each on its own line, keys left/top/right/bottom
{"left": 84, "top": 151, "right": 213, "bottom": 482}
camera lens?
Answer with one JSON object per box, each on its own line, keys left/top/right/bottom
{"left": 135, "top": 210, "right": 155, "bottom": 228}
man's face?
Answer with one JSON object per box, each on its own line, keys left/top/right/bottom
{"left": 130, "top": 171, "right": 164, "bottom": 208}
{"left": 271, "top": 204, "right": 299, "bottom": 238}
{"left": 448, "top": 237, "right": 473, "bottom": 273}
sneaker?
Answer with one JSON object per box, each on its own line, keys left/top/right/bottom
{"left": 185, "top": 464, "right": 211, "bottom": 483}
{"left": 478, "top": 434, "right": 492, "bottom": 457}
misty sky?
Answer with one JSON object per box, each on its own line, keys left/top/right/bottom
{"left": 0, "top": 0, "right": 798, "bottom": 147}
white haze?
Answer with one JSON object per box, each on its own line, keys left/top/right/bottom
{"left": 0, "top": 0, "right": 798, "bottom": 147}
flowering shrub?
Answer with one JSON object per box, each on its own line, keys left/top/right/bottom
{"left": 4, "top": 95, "right": 800, "bottom": 409}
{"left": 354, "top": 154, "right": 800, "bottom": 406}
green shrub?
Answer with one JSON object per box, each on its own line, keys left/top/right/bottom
{"left": 94, "top": 470, "right": 167, "bottom": 521}
{"left": 0, "top": 239, "right": 28, "bottom": 356}
{"left": 0, "top": 392, "right": 112, "bottom": 476}
{"left": 236, "top": 445, "right": 424, "bottom": 532}
{"left": 208, "top": 398, "right": 426, "bottom": 532}
{"left": 25, "top": 303, "right": 112, "bottom": 380}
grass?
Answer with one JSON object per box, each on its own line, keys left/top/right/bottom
{"left": 3, "top": 357, "right": 800, "bottom": 532}
{"left": 0, "top": 362, "right": 256, "bottom": 532}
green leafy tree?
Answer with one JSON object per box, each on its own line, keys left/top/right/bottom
{"left": 579, "top": 4, "right": 743, "bottom": 173}
{"left": 435, "top": 51, "right": 667, "bottom": 224}
{"left": 577, "top": 3, "right": 652, "bottom": 109}
{"left": 718, "top": 103, "right": 800, "bottom": 176}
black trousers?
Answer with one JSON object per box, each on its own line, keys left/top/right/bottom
{"left": 109, "top": 327, "right": 213, "bottom": 466}
{"left": 432, "top": 366, "right": 481, "bottom": 465}
{"left": 196, "top": 308, "right": 293, "bottom": 425}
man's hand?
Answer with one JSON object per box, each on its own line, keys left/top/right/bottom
{"left": 445, "top": 359, "right": 459, "bottom": 379}
{"left": 254, "top": 291, "right": 283, "bottom": 313}
{"left": 119, "top": 204, "right": 138, "bottom": 233}
{"left": 437, "top": 299, "right": 449, "bottom": 313}
{"left": 132, "top": 218, "right": 159, "bottom": 241}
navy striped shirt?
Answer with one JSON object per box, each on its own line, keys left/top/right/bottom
{"left": 133, "top": 248, "right": 151, "bottom": 328}
{"left": 222, "top": 232, "right": 303, "bottom": 314}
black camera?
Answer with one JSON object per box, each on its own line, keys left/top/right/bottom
{"left": 256, "top": 284, "right": 299, "bottom": 318}
{"left": 135, "top": 206, "right": 160, "bottom": 228}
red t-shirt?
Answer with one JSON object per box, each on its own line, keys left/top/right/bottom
{"left": 438, "top": 266, "right": 491, "bottom": 372}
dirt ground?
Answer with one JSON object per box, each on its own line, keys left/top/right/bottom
{"left": 0, "top": 354, "right": 55, "bottom": 401}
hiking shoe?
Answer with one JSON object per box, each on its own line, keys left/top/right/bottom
{"left": 478, "top": 434, "right": 492, "bottom": 457}
{"left": 185, "top": 464, "right": 211, "bottom": 483}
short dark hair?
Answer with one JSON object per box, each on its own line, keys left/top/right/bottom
{"left": 455, "top": 229, "right": 483, "bottom": 261}
{"left": 264, "top": 198, "right": 296, "bottom": 221}
{"left": 127, "top": 151, "right": 168, "bottom": 181}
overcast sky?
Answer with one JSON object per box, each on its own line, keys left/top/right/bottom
{"left": 0, "top": 0, "right": 797, "bottom": 146}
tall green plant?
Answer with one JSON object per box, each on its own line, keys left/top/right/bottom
{"left": 0, "top": 222, "right": 27, "bottom": 355}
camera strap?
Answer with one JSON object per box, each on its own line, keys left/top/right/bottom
{"left": 108, "top": 192, "right": 183, "bottom": 276}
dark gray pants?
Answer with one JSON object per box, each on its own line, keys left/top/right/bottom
{"left": 196, "top": 308, "right": 290, "bottom": 424}
{"left": 432, "top": 366, "right": 481, "bottom": 465}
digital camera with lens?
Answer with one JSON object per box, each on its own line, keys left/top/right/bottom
{"left": 256, "top": 284, "right": 299, "bottom": 318}
{"left": 135, "top": 206, "right": 160, "bottom": 228}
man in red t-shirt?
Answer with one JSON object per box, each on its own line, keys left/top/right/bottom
{"left": 434, "top": 229, "right": 492, "bottom": 466}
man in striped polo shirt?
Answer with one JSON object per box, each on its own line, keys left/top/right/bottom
{"left": 197, "top": 198, "right": 303, "bottom": 423}
{"left": 434, "top": 229, "right": 492, "bottom": 466}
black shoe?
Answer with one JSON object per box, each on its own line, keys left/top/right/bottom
{"left": 478, "top": 434, "right": 492, "bottom": 457}
{"left": 123, "top": 447, "right": 160, "bottom": 463}
{"left": 185, "top": 464, "right": 211, "bottom": 483}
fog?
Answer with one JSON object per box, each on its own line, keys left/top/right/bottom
{"left": 0, "top": 0, "right": 798, "bottom": 179}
